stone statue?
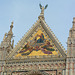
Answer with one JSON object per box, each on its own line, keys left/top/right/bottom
{"left": 39, "top": 4, "right": 48, "bottom": 14}
{"left": 11, "top": 39, "right": 14, "bottom": 49}
{"left": 3, "top": 33, "right": 8, "bottom": 41}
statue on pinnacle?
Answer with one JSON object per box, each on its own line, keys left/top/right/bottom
{"left": 39, "top": 4, "right": 48, "bottom": 15}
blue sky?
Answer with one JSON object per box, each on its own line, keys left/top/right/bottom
{"left": 0, "top": 0, "right": 75, "bottom": 50}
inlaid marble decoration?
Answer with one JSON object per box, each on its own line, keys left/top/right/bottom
{"left": 45, "top": 70, "right": 57, "bottom": 75}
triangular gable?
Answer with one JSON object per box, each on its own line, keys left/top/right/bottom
{"left": 6, "top": 17, "right": 66, "bottom": 60}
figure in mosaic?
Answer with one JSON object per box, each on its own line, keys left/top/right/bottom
{"left": 19, "top": 33, "right": 55, "bottom": 56}
{"left": 35, "top": 33, "right": 44, "bottom": 43}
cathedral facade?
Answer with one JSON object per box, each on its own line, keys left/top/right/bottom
{"left": 0, "top": 5, "right": 75, "bottom": 75}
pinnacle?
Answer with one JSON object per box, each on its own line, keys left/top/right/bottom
{"left": 10, "top": 21, "right": 13, "bottom": 28}
{"left": 73, "top": 17, "right": 75, "bottom": 23}
{"left": 72, "top": 18, "right": 75, "bottom": 31}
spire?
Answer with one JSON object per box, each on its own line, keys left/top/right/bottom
{"left": 69, "top": 18, "right": 75, "bottom": 37}
{"left": 0, "top": 21, "right": 14, "bottom": 48}
{"left": 7, "top": 21, "right": 14, "bottom": 43}
{"left": 72, "top": 17, "right": 75, "bottom": 30}
{"left": 10, "top": 21, "right": 13, "bottom": 29}
{"left": 8, "top": 21, "right": 13, "bottom": 36}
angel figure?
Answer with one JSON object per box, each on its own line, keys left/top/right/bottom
{"left": 39, "top": 4, "right": 48, "bottom": 14}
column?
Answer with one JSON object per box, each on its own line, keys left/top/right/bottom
{"left": 3, "top": 72, "right": 7, "bottom": 75}
{"left": 62, "top": 69, "right": 66, "bottom": 75}
{"left": 66, "top": 58, "right": 70, "bottom": 75}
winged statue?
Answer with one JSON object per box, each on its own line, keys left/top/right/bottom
{"left": 39, "top": 4, "right": 48, "bottom": 14}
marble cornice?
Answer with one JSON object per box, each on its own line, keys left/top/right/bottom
{"left": 5, "top": 57, "right": 66, "bottom": 64}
